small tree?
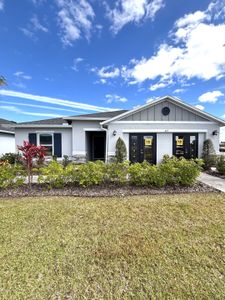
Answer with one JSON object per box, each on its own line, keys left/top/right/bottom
{"left": 115, "top": 137, "right": 127, "bottom": 163}
{"left": 18, "top": 141, "right": 46, "bottom": 187}
{"left": 216, "top": 155, "right": 225, "bottom": 175}
{"left": 202, "top": 139, "right": 216, "bottom": 170}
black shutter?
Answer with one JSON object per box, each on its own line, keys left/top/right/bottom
{"left": 54, "top": 133, "right": 62, "bottom": 157}
{"left": 28, "top": 133, "right": 37, "bottom": 145}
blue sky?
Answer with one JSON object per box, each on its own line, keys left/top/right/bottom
{"left": 0, "top": 0, "right": 225, "bottom": 123}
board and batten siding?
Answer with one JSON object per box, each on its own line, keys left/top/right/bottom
{"left": 121, "top": 100, "right": 207, "bottom": 122}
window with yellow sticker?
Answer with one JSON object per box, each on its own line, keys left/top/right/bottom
{"left": 176, "top": 138, "right": 184, "bottom": 146}
{"left": 144, "top": 137, "right": 152, "bottom": 146}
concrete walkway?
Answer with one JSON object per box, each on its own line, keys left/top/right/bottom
{"left": 198, "top": 173, "right": 225, "bottom": 193}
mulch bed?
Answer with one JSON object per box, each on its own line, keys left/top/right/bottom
{"left": 0, "top": 183, "right": 217, "bottom": 198}
{"left": 205, "top": 170, "right": 225, "bottom": 180}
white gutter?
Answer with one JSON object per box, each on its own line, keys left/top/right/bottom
{"left": 0, "top": 130, "right": 15, "bottom": 135}
{"left": 101, "top": 124, "right": 109, "bottom": 163}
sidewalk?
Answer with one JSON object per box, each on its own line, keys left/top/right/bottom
{"left": 198, "top": 173, "right": 225, "bottom": 193}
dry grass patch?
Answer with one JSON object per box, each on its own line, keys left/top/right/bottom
{"left": 0, "top": 193, "right": 225, "bottom": 299}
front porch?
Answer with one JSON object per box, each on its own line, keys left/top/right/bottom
{"left": 86, "top": 131, "right": 106, "bottom": 162}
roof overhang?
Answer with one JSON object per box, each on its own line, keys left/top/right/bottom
{"left": 15, "top": 125, "right": 72, "bottom": 128}
{"left": 101, "top": 95, "right": 225, "bottom": 126}
{"left": 63, "top": 117, "right": 108, "bottom": 121}
{"left": 0, "top": 130, "right": 15, "bottom": 135}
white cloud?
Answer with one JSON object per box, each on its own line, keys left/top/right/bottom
{"left": 0, "top": 100, "right": 82, "bottom": 114}
{"left": 0, "top": 0, "right": 4, "bottom": 10}
{"left": 31, "top": 0, "right": 46, "bottom": 5}
{"left": 195, "top": 104, "right": 205, "bottom": 111}
{"left": 106, "top": 0, "right": 165, "bottom": 34}
{"left": 21, "top": 15, "right": 48, "bottom": 38}
{"left": 121, "top": 0, "right": 225, "bottom": 86}
{"left": 0, "top": 89, "right": 115, "bottom": 112}
{"left": 71, "top": 57, "right": 84, "bottom": 71}
{"left": 105, "top": 94, "right": 128, "bottom": 104}
{"left": 14, "top": 71, "right": 32, "bottom": 80}
{"left": 56, "top": 0, "right": 95, "bottom": 46}
{"left": 97, "top": 66, "right": 120, "bottom": 78}
{"left": 198, "top": 91, "right": 224, "bottom": 103}
{"left": 0, "top": 105, "right": 62, "bottom": 118}
{"left": 92, "top": 65, "right": 120, "bottom": 84}
{"left": 31, "top": 15, "right": 48, "bottom": 33}
{"left": 149, "top": 80, "right": 172, "bottom": 91}
{"left": 173, "top": 88, "right": 186, "bottom": 94}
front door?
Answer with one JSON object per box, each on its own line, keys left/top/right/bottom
{"left": 129, "top": 133, "right": 156, "bottom": 164}
{"left": 173, "top": 133, "right": 198, "bottom": 159}
{"left": 91, "top": 132, "right": 106, "bottom": 161}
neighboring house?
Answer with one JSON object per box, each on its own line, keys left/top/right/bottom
{"left": 15, "top": 96, "right": 225, "bottom": 164}
{"left": 0, "top": 118, "right": 16, "bottom": 156}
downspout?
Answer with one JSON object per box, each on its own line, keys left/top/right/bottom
{"left": 101, "top": 124, "right": 108, "bottom": 163}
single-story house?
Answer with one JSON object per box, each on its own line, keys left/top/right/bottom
{"left": 0, "top": 118, "right": 16, "bottom": 156}
{"left": 15, "top": 96, "right": 225, "bottom": 163}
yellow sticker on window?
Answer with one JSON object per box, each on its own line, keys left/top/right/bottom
{"left": 145, "top": 138, "right": 152, "bottom": 146}
{"left": 176, "top": 138, "right": 184, "bottom": 146}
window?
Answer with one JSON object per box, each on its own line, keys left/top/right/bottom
{"left": 39, "top": 133, "right": 53, "bottom": 156}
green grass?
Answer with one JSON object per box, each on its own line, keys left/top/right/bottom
{"left": 0, "top": 193, "right": 225, "bottom": 299}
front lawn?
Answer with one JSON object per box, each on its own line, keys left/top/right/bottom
{"left": 0, "top": 193, "right": 224, "bottom": 299}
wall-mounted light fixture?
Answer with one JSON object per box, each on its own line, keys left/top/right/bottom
{"left": 212, "top": 130, "right": 218, "bottom": 136}
{"left": 113, "top": 130, "right": 117, "bottom": 136}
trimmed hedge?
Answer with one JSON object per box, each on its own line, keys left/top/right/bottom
{"left": 38, "top": 157, "right": 203, "bottom": 188}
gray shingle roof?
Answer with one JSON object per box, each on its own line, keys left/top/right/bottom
{"left": 20, "top": 117, "right": 65, "bottom": 125}
{"left": 66, "top": 110, "right": 128, "bottom": 119}
{"left": 18, "top": 110, "right": 128, "bottom": 125}
{"left": 0, "top": 125, "right": 15, "bottom": 134}
{"left": 0, "top": 118, "right": 16, "bottom": 125}
{"left": 0, "top": 119, "right": 16, "bottom": 133}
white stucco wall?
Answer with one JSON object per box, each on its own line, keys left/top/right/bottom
{"left": 15, "top": 127, "right": 72, "bottom": 157}
{"left": 71, "top": 121, "right": 103, "bottom": 156}
{"left": 107, "top": 122, "right": 220, "bottom": 163}
{"left": 0, "top": 133, "right": 15, "bottom": 156}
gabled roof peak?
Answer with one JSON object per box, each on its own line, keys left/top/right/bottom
{"left": 101, "top": 95, "right": 225, "bottom": 126}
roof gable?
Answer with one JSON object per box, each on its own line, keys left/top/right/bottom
{"left": 101, "top": 96, "right": 225, "bottom": 126}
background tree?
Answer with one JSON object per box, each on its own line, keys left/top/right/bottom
{"left": 202, "top": 139, "right": 216, "bottom": 170}
{"left": 115, "top": 137, "right": 127, "bottom": 163}
{"left": 0, "top": 75, "right": 7, "bottom": 86}
{"left": 18, "top": 141, "right": 46, "bottom": 187}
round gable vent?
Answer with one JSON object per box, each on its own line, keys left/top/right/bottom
{"left": 162, "top": 106, "right": 170, "bottom": 116}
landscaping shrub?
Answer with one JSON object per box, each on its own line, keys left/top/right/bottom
{"left": 38, "top": 160, "right": 65, "bottom": 188}
{"left": 129, "top": 161, "right": 165, "bottom": 187}
{"left": 216, "top": 155, "right": 225, "bottom": 175}
{"left": 0, "top": 152, "right": 21, "bottom": 165}
{"left": 65, "top": 160, "right": 106, "bottom": 187}
{"left": 35, "top": 157, "right": 201, "bottom": 189}
{"left": 0, "top": 162, "right": 25, "bottom": 189}
{"left": 174, "top": 158, "right": 203, "bottom": 186}
{"left": 115, "top": 137, "right": 127, "bottom": 163}
{"left": 105, "top": 161, "right": 129, "bottom": 184}
{"left": 159, "top": 156, "right": 203, "bottom": 186}
{"left": 202, "top": 139, "right": 216, "bottom": 170}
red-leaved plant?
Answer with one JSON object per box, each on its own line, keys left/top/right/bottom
{"left": 18, "top": 141, "right": 47, "bottom": 187}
